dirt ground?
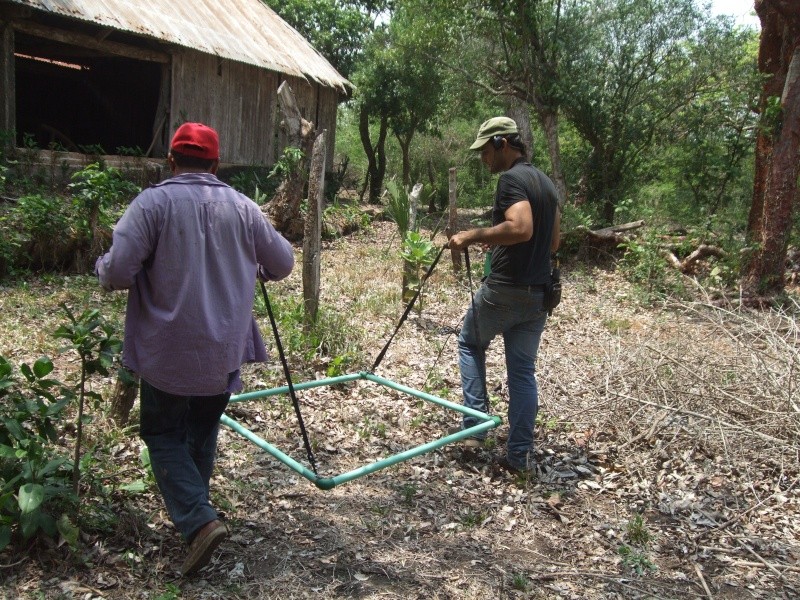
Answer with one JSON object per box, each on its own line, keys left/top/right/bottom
{"left": 0, "top": 218, "right": 798, "bottom": 599}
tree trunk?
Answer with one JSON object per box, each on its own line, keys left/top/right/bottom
{"left": 514, "top": 96, "right": 569, "bottom": 207}
{"left": 507, "top": 99, "right": 534, "bottom": 157}
{"left": 359, "top": 104, "right": 389, "bottom": 205}
{"left": 397, "top": 133, "right": 412, "bottom": 189}
{"left": 742, "top": 1, "right": 800, "bottom": 296}
{"left": 446, "top": 167, "right": 462, "bottom": 271}
{"left": 401, "top": 183, "right": 424, "bottom": 307}
{"left": 109, "top": 369, "right": 139, "bottom": 426}
{"left": 303, "top": 131, "right": 326, "bottom": 329}
{"left": 538, "top": 108, "right": 568, "bottom": 208}
{"left": 265, "top": 82, "right": 315, "bottom": 240}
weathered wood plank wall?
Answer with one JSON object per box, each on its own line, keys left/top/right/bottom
{"left": 0, "top": 23, "right": 15, "bottom": 146}
{"left": 171, "top": 51, "right": 279, "bottom": 165}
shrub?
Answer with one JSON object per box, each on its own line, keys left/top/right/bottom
{"left": 67, "top": 163, "right": 140, "bottom": 272}
{"left": 0, "top": 305, "right": 123, "bottom": 551}
{"left": 0, "top": 355, "right": 77, "bottom": 550}
{"left": 15, "top": 193, "right": 73, "bottom": 271}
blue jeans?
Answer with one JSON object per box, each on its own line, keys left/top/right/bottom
{"left": 458, "top": 281, "right": 548, "bottom": 469}
{"left": 139, "top": 380, "right": 229, "bottom": 542}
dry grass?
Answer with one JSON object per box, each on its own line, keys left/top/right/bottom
{"left": 1, "top": 218, "right": 798, "bottom": 599}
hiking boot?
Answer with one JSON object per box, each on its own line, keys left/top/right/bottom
{"left": 492, "top": 455, "right": 534, "bottom": 477}
{"left": 446, "top": 426, "right": 484, "bottom": 449}
{"left": 181, "top": 519, "right": 228, "bottom": 576}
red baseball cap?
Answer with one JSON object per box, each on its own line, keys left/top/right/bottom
{"left": 170, "top": 122, "right": 220, "bottom": 160}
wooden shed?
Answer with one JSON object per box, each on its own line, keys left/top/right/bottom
{"left": 0, "top": 0, "right": 350, "bottom": 168}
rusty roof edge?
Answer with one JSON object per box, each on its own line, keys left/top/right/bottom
{"left": 6, "top": 0, "right": 351, "bottom": 93}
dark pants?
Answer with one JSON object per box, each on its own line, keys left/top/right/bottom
{"left": 139, "top": 380, "right": 229, "bottom": 541}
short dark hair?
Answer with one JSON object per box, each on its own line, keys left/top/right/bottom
{"left": 170, "top": 150, "right": 215, "bottom": 170}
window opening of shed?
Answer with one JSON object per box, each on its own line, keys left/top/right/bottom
{"left": 14, "top": 32, "right": 162, "bottom": 155}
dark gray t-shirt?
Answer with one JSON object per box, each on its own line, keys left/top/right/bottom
{"left": 487, "top": 158, "right": 559, "bottom": 286}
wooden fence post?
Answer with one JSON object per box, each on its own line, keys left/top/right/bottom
{"left": 303, "top": 130, "right": 326, "bottom": 329}
{"left": 446, "top": 167, "right": 461, "bottom": 270}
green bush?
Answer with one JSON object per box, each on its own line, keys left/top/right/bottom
{"left": 0, "top": 305, "right": 124, "bottom": 551}
{"left": 68, "top": 162, "right": 140, "bottom": 240}
{"left": 254, "top": 291, "right": 363, "bottom": 376}
{"left": 618, "top": 230, "right": 686, "bottom": 302}
{"left": 0, "top": 355, "right": 77, "bottom": 550}
{"left": 19, "top": 193, "right": 73, "bottom": 266}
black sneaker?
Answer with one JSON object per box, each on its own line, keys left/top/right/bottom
{"left": 446, "top": 426, "right": 484, "bottom": 449}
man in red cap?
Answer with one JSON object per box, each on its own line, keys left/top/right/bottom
{"left": 96, "top": 122, "right": 294, "bottom": 575}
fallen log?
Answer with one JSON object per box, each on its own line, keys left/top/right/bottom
{"left": 570, "top": 220, "right": 645, "bottom": 246}
{"left": 665, "top": 244, "right": 726, "bottom": 274}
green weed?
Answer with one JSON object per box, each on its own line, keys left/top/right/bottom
{"left": 511, "top": 572, "right": 531, "bottom": 592}
{"left": 460, "top": 509, "right": 486, "bottom": 527}
{"left": 626, "top": 513, "right": 652, "bottom": 546}
{"left": 618, "top": 544, "right": 656, "bottom": 575}
{"left": 400, "top": 483, "right": 417, "bottom": 506}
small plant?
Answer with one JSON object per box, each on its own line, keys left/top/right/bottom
{"left": 511, "top": 572, "right": 531, "bottom": 592}
{"left": 400, "top": 483, "right": 417, "bottom": 506}
{"left": 618, "top": 513, "right": 656, "bottom": 575}
{"left": 618, "top": 231, "right": 685, "bottom": 302}
{"left": 0, "top": 355, "right": 77, "bottom": 550}
{"left": 618, "top": 544, "right": 656, "bottom": 575}
{"left": 68, "top": 163, "right": 140, "bottom": 268}
{"left": 400, "top": 231, "right": 438, "bottom": 310}
{"left": 153, "top": 583, "right": 182, "bottom": 600}
{"left": 269, "top": 147, "right": 305, "bottom": 181}
{"left": 115, "top": 145, "right": 144, "bottom": 157}
{"left": 602, "top": 318, "right": 632, "bottom": 334}
{"left": 460, "top": 509, "right": 486, "bottom": 527}
{"left": 15, "top": 193, "right": 72, "bottom": 270}
{"left": 325, "top": 353, "right": 354, "bottom": 378}
{"left": 322, "top": 200, "right": 371, "bottom": 239}
{"left": 77, "top": 143, "right": 106, "bottom": 156}
{"left": 256, "top": 292, "right": 363, "bottom": 372}
{"left": 535, "top": 413, "right": 559, "bottom": 431}
{"left": 53, "top": 304, "right": 123, "bottom": 494}
{"left": 626, "top": 513, "right": 652, "bottom": 546}
{"left": 384, "top": 178, "right": 413, "bottom": 239}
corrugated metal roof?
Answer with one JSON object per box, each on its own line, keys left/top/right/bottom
{"left": 7, "top": 0, "right": 351, "bottom": 92}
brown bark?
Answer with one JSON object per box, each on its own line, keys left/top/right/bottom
{"left": 109, "top": 370, "right": 139, "bottom": 426}
{"left": 265, "top": 82, "right": 315, "bottom": 241}
{"left": 446, "top": 167, "right": 461, "bottom": 271}
{"left": 359, "top": 104, "right": 388, "bottom": 205}
{"left": 539, "top": 109, "right": 568, "bottom": 208}
{"left": 742, "top": 1, "right": 800, "bottom": 296}
{"left": 665, "top": 245, "right": 727, "bottom": 275}
{"left": 303, "top": 131, "right": 326, "bottom": 329}
{"left": 573, "top": 220, "right": 645, "bottom": 247}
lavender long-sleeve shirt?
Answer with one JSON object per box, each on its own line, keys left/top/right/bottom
{"left": 96, "top": 172, "right": 294, "bottom": 396}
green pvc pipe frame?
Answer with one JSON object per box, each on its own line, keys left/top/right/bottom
{"left": 221, "top": 371, "right": 501, "bottom": 490}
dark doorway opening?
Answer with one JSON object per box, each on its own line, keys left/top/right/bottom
{"left": 14, "top": 32, "right": 161, "bottom": 155}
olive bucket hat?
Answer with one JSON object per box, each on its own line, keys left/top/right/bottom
{"left": 469, "top": 116, "right": 519, "bottom": 150}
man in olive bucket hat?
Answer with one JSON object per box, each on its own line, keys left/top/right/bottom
{"left": 448, "top": 116, "right": 561, "bottom": 474}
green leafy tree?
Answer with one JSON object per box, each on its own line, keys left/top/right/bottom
{"left": 742, "top": 0, "right": 800, "bottom": 296}
{"left": 352, "top": 27, "right": 395, "bottom": 203}
{"left": 263, "top": 0, "right": 390, "bottom": 79}
{"left": 383, "top": 7, "right": 445, "bottom": 188}
{"left": 560, "top": 0, "right": 722, "bottom": 224}
{"left": 668, "top": 27, "right": 760, "bottom": 216}
{"left": 403, "top": 0, "right": 578, "bottom": 203}
{"left": 352, "top": 6, "right": 445, "bottom": 201}
{"left": 53, "top": 304, "right": 122, "bottom": 495}
{"left": 0, "top": 355, "right": 76, "bottom": 549}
